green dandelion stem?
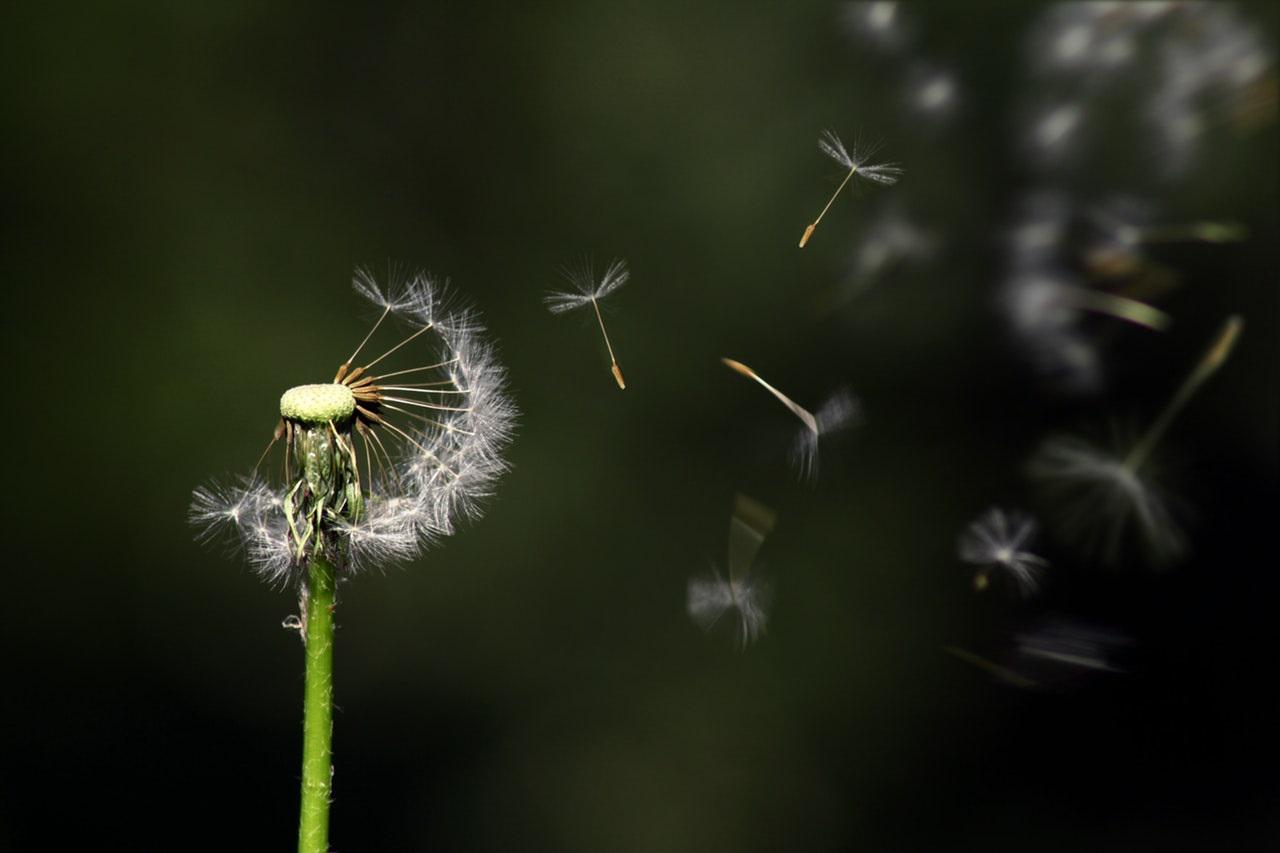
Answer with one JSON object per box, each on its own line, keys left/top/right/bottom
{"left": 298, "top": 554, "right": 337, "bottom": 853}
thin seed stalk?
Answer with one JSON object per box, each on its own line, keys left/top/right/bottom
{"left": 1122, "top": 316, "right": 1242, "bottom": 473}
{"left": 298, "top": 555, "right": 337, "bottom": 853}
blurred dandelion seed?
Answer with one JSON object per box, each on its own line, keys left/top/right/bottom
{"left": 1090, "top": 204, "right": 1248, "bottom": 247}
{"left": 1065, "top": 286, "right": 1171, "bottom": 332}
{"left": 799, "top": 131, "right": 902, "bottom": 248}
{"left": 722, "top": 358, "right": 817, "bottom": 433}
{"left": 824, "top": 201, "right": 936, "bottom": 308}
{"left": 841, "top": 2, "right": 908, "bottom": 53}
{"left": 943, "top": 646, "right": 1039, "bottom": 689}
{"left": 721, "top": 358, "right": 862, "bottom": 481}
{"left": 1125, "top": 314, "right": 1242, "bottom": 472}
{"left": 946, "top": 617, "right": 1130, "bottom": 690}
{"left": 1016, "top": 618, "right": 1130, "bottom": 675}
{"left": 1030, "top": 315, "right": 1243, "bottom": 565}
{"left": 545, "top": 258, "right": 630, "bottom": 389}
{"left": 688, "top": 494, "right": 776, "bottom": 649}
{"left": 957, "top": 508, "right": 1048, "bottom": 598}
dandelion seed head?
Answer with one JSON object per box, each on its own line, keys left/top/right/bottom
{"left": 191, "top": 269, "right": 517, "bottom": 585}
{"left": 279, "top": 383, "right": 357, "bottom": 424}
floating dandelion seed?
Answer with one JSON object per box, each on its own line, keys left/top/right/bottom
{"left": 1030, "top": 315, "right": 1242, "bottom": 566}
{"left": 943, "top": 646, "right": 1039, "bottom": 689}
{"left": 957, "top": 508, "right": 1048, "bottom": 598}
{"left": 721, "top": 358, "right": 861, "bottom": 482}
{"left": 1089, "top": 203, "right": 1248, "bottom": 251}
{"left": 945, "top": 617, "right": 1130, "bottom": 690}
{"left": 840, "top": 2, "right": 908, "bottom": 53}
{"left": 792, "top": 388, "right": 861, "bottom": 482}
{"left": 829, "top": 201, "right": 936, "bottom": 306}
{"left": 189, "top": 269, "right": 516, "bottom": 852}
{"left": 1019, "top": 2, "right": 1276, "bottom": 177}
{"left": 688, "top": 494, "right": 776, "bottom": 649}
{"left": 545, "top": 257, "right": 630, "bottom": 389}
{"left": 1001, "top": 192, "right": 1186, "bottom": 394}
{"left": 1015, "top": 617, "right": 1130, "bottom": 677}
{"left": 799, "top": 130, "right": 902, "bottom": 248}
{"left": 1006, "top": 272, "right": 1172, "bottom": 336}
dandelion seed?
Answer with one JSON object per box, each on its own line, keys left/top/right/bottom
{"left": 799, "top": 131, "right": 902, "bottom": 248}
{"left": 1030, "top": 315, "right": 1242, "bottom": 565}
{"left": 721, "top": 358, "right": 861, "bottom": 481}
{"left": 791, "top": 388, "right": 862, "bottom": 483}
{"left": 943, "top": 646, "right": 1039, "bottom": 689}
{"left": 1089, "top": 203, "right": 1247, "bottom": 249}
{"left": 840, "top": 2, "right": 908, "bottom": 53}
{"left": 946, "top": 617, "right": 1131, "bottom": 690}
{"left": 916, "top": 72, "right": 955, "bottom": 112}
{"left": 545, "top": 258, "right": 630, "bottom": 389}
{"left": 1015, "top": 617, "right": 1130, "bottom": 676}
{"left": 1001, "top": 192, "right": 1185, "bottom": 394}
{"left": 905, "top": 64, "right": 960, "bottom": 120}
{"left": 1033, "top": 102, "right": 1082, "bottom": 152}
{"left": 688, "top": 494, "right": 776, "bottom": 649}
{"left": 957, "top": 508, "right": 1048, "bottom": 598}
{"left": 832, "top": 201, "right": 936, "bottom": 304}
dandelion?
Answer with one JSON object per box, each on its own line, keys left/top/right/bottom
{"left": 799, "top": 131, "right": 902, "bottom": 248}
{"left": 190, "top": 268, "right": 516, "bottom": 852}
{"left": 545, "top": 257, "right": 630, "bottom": 389}
{"left": 1030, "top": 315, "right": 1242, "bottom": 566}
{"left": 688, "top": 493, "right": 776, "bottom": 648}
{"left": 721, "top": 358, "right": 861, "bottom": 481}
{"left": 957, "top": 508, "right": 1048, "bottom": 598}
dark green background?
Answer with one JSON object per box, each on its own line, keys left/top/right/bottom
{"left": 3, "top": 2, "right": 1277, "bottom": 850}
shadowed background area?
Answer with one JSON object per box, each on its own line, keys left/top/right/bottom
{"left": 2, "top": 2, "right": 1278, "bottom": 850}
